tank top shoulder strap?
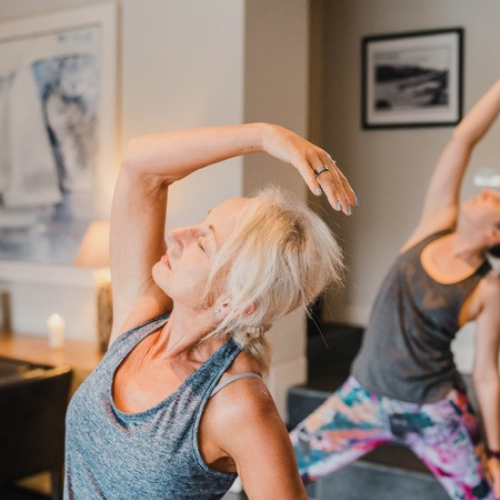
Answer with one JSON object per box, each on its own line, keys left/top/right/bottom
{"left": 185, "top": 338, "right": 243, "bottom": 397}
{"left": 402, "top": 227, "right": 453, "bottom": 256}
{"left": 107, "top": 313, "right": 171, "bottom": 358}
{"left": 210, "top": 372, "right": 262, "bottom": 398}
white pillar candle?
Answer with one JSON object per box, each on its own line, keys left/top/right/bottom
{"left": 47, "top": 313, "right": 65, "bottom": 349}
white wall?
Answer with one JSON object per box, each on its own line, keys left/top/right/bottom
{"left": 321, "top": 0, "right": 500, "bottom": 323}
{"left": 317, "top": 0, "right": 500, "bottom": 372}
{"left": 121, "top": 0, "right": 246, "bottom": 228}
{"left": 0, "top": 0, "right": 311, "bottom": 416}
{"left": 243, "top": 0, "right": 311, "bottom": 414}
{"left": 0, "top": 0, "right": 247, "bottom": 338}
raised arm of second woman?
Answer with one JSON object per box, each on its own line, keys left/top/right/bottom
{"left": 405, "top": 77, "right": 500, "bottom": 246}
{"left": 110, "top": 123, "right": 355, "bottom": 338}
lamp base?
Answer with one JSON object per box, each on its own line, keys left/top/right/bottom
{"left": 96, "top": 281, "right": 113, "bottom": 353}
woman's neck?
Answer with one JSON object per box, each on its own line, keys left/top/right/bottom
{"left": 420, "top": 232, "right": 485, "bottom": 285}
{"left": 449, "top": 229, "right": 488, "bottom": 267}
{"left": 150, "top": 305, "right": 223, "bottom": 361}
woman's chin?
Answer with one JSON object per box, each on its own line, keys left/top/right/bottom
{"left": 151, "top": 262, "right": 168, "bottom": 289}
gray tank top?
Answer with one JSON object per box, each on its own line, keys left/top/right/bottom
{"left": 64, "top": 314, "right": 248, "bottom": 500}
{"left": 352, "top": 229, "right": 491, "bottom": 403}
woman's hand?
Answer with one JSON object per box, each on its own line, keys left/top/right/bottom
{"left": 259, "top": 123, "right": 357, "bottom": 215}
{"left": 109, "top": 122, "right": 356, "bottom": 340}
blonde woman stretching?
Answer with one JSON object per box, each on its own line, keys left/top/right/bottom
{"left": 292, "top": 77, "right": 500, "bottom": 500}
{"left": 63, "top": 123, "right": 356, "bottom": 500}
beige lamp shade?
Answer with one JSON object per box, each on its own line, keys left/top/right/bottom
{"left": 74, "top": 220, "right": 110, "bottom": 268}
{"left": 74, "top": 219, "right": 113, "bottom": 352}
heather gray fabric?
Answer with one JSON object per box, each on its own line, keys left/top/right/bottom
{"left": 352, "top": 230, "right": 490, "bottom": 403}
{"left": 64, "top": 313, "right": 242, "bottom": 500}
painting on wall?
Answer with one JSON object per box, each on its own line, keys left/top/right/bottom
{"left": 0, "top": 4, "right": 117, "bottom": 268}
{"left": 362, "top": 28, "right": 463, "bottom": 129}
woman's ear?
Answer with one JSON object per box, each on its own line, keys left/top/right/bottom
{"left": 213, "top": 296, "right": 257, "bottom": 319}
{"left": 241, "top": 302, "right": 256, "bottom": 317}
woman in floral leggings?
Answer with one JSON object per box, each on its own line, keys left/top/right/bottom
{"left": 291, "top": 77, "right": 500, "bottom": 500}
{"left": 293, "top": 377, "right": 490, "bottom": 499}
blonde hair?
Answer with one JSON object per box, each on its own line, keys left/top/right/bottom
{"left": 203, "top": 187, "right": 343, "bottom": 371}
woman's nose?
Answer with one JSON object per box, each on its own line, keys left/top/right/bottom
{"left": 166, "top": 227, "right": 195, "bottom": 247}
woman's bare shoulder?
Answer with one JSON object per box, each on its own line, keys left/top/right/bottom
{"left": 479, "top": 272, "right": 500, "bottom": 303}
{"left": 399, "top": 217, "right": 455, "bottom": 253}
{"left": 226, "top": 348, "right": 263, "bottom": 375}
{"left": 466, "top": 272, "right": 500, "bottom": 324}
{"left": 210, "top": 350, "right": 273, "bottom": 419}
{"left": 208, "top": 375, "right": 279, "bottom": 449}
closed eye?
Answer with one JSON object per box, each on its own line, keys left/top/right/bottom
{"left": 196, "top": 225, "right": 217, "bottom": 255}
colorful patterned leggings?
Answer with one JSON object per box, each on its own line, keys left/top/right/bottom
{"left": 290, "top": 376, "right": 494, "bottom": 500}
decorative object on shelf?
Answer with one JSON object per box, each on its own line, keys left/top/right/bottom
{"left": 0, "top": 3, "right": 118, "bottom": 276}
{"left": 0, "top": 288, "right": 11, "bottom": 334}
{"left": 47, "top": 313, "right": 65, "bottom": 349}
{"left": 473, "top": 167, "right": 500, "bottom": 189}
{"left": 362, "top": 28, "right": 463, "bottom": 129}
{"left": 95, "top": 274, "right": 113, "bottom": 353}
{"left": 74, "top": 220, "right": 112, "bottom": 353}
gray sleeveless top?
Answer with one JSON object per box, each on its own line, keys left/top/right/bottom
{"left": 352, "top": 229, "right": 491, "bottom": 403}
{"left": 64, "top": 314, "right": 244, "bottom": 500}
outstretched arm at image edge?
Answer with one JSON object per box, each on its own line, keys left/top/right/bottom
{"left": 472, "top": 278, "right": 500, "bottom": 498}
{"left": 110, "top": 124, "right": 264, "bottom": 339}
{"left": 412, "top": 77, "right": 500, "bottom": 239}
{"left": 212, "top": 385, "right": 309, "bottom": 500}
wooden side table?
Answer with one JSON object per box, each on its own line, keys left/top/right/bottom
{"left": 0, "top": 331, "right": 103, "bottom": 497}
{"left": 0, "top": 332, "right": 102, "bottom": 394}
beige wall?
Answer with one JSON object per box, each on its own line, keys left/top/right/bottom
{"left": 0, "top": 0, "right": 247, "bottom": 227}
{"left": 243, "top": 0, "right": 309, "bottom": 195}
{"left": 0, "top": 0, "right": 310, "bottom": 416}
{"left": 242, "top": 0, "right": 311, "bottom": 415}
{"left": 318, "top": 0, "right": 500, "bottom": 330}
{"left": 0, "top": 0, "right": 247, "bottom": 338}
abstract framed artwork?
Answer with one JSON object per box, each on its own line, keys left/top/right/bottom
{"left": 0, "top": 3, "right": 117, "bottom": 275}
{"left": 362, "top": 28, "right": 463, "bottom": 129}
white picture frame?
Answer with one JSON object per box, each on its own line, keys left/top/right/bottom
{"left": 0, "top": 3, "right": 118, "bottom": 283}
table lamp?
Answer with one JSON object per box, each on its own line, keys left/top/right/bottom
{"left": 74, "top": 220, "right": 112, "bottom": 353}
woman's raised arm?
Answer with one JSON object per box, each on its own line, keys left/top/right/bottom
{"left": 109, "top": 123, "right": 355, "bottom": 338}
{"left": 404, "top": 77, "right": 500, "bottom": 248}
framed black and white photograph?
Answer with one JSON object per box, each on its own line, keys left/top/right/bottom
{"left": 0, "top": 3, "right": 117, "bottom": 275}
{"left": 362, "top": 28, "right": 463, "bottom": 129}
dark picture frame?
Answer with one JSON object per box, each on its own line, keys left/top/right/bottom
{"left": 362, "top": 28, "right": 463, "bottom": 129}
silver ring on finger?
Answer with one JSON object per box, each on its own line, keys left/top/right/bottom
{"left": 313, "top": 165, "right": 330, "bottom": 178}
